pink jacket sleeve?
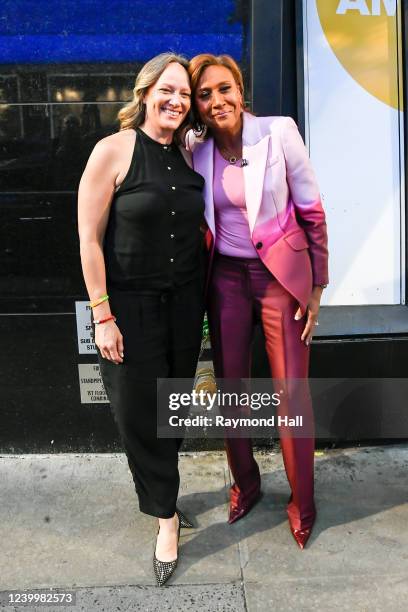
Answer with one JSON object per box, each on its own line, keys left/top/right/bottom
{"left": 281, "top": 117, "right": 329, "bottom": 286}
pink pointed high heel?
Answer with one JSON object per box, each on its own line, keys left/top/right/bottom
{"left": 289, "top": 525, "right": 312, "bottom": 549}
{"left": 228, "top": 483, "right": 262, "bottom": 524}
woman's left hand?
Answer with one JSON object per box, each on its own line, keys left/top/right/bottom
{"left": 294, "top": 286, "right": 324, "bottom": 346}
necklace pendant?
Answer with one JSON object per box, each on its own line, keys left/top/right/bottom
{"left": 228, "top": 156, "right": 237, "bottom": 164}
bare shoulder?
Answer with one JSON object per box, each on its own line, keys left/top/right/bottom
{"left": 92, "top": 129, "right": 136, "bottom": 159}
{"left": 83, "top": 130, "right": 136, "bottom": 186}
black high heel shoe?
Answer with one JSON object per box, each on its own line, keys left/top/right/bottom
{"left": 176, "top": 507, "right": 194, "bottom": 529}
{"left": 153, "top": 514, "right": 181, "bottom": 587}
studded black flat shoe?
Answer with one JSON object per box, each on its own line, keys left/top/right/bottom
{"left": 176, "top": 507, "right": 194, "bottom": 529}
{"left": 153, "top": 515, "right": 181, "bottom": 587}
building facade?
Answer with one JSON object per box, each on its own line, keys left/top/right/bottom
{"left": 1, "top": 0, "right": 407, "bottom": 451}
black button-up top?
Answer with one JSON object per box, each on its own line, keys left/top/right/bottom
{"left": 104, "top": 127, "right": 205, "bottom": 293}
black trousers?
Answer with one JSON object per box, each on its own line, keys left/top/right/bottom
{"left": 98, "top": 279, "right": 204, "bottom": 518}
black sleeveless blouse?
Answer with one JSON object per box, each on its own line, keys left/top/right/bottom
{"left": 103, "top": 128, "right": 205, "bottom": 293}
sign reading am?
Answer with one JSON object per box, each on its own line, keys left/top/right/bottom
{"left": 336, "top": 0, "right": 396, "bottom": 15}
{"left": 317, "top": 0, "right": 401, "bottom": 109}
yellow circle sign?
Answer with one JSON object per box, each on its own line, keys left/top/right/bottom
{"left": 316, "top": 0, "right": 401, "bottom": 109}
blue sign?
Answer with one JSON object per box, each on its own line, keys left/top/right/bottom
{"left": 0, "top": 0, "right": 244, "bottom": 64}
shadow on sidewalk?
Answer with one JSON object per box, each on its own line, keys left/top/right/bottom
{"left": 173, "top": 445, "right": 408, "bottom": 578}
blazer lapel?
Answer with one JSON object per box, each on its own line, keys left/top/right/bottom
{"left": 242, "top": 113, "right": 269, "bottom": 235}
{"left": 192, "top": 113, "right": 269, "bottom": 238}
{"left": 192, "top": 138, "right": 216, "bottom": 238}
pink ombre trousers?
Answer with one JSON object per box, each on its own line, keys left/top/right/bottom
{"left": 207, "top": 253, "right": 316, "bottom": 530}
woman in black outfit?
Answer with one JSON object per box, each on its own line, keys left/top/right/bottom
{"left": 78, "top": 53, "right": 205, "bottom": 586}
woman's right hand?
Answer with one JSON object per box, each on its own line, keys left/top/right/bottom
{"left": 95, "top": 320, "right": 124, "bottom": 364}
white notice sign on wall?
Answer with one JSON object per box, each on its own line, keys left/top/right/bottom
{"left": 78, "top": 363, "right": 109, "bottom": 404}
{"left": 75, "top": 301, "right": 96, "bottom": 354}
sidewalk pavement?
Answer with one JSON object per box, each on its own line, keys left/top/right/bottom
{"left": 0, "top": 445, "right": 407, "bottom": 612}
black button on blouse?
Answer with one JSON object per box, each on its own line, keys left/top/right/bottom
{"left": 104, "top": 127, "right": 205, "bottom": 293}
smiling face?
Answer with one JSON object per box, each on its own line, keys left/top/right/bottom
{"left": 194, "top": 64, "right": 243, "bottom": 135}
{"left": 143, "top": 62, "right": 191, "bottom": 136}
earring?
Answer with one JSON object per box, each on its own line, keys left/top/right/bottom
{"left": 193, "top": 122, "right": 207, "bottom": 137}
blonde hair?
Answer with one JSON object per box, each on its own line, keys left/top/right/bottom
{"left": 118, "top": 52, "right": 190, "bottom": 139}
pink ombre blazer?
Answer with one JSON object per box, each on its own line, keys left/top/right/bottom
{"left": 187, "top": 112, "right": 329, "bottom": 314}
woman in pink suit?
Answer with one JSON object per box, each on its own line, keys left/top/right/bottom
{"left": 187, "top": 54, "right": 328, "bottom": 548}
